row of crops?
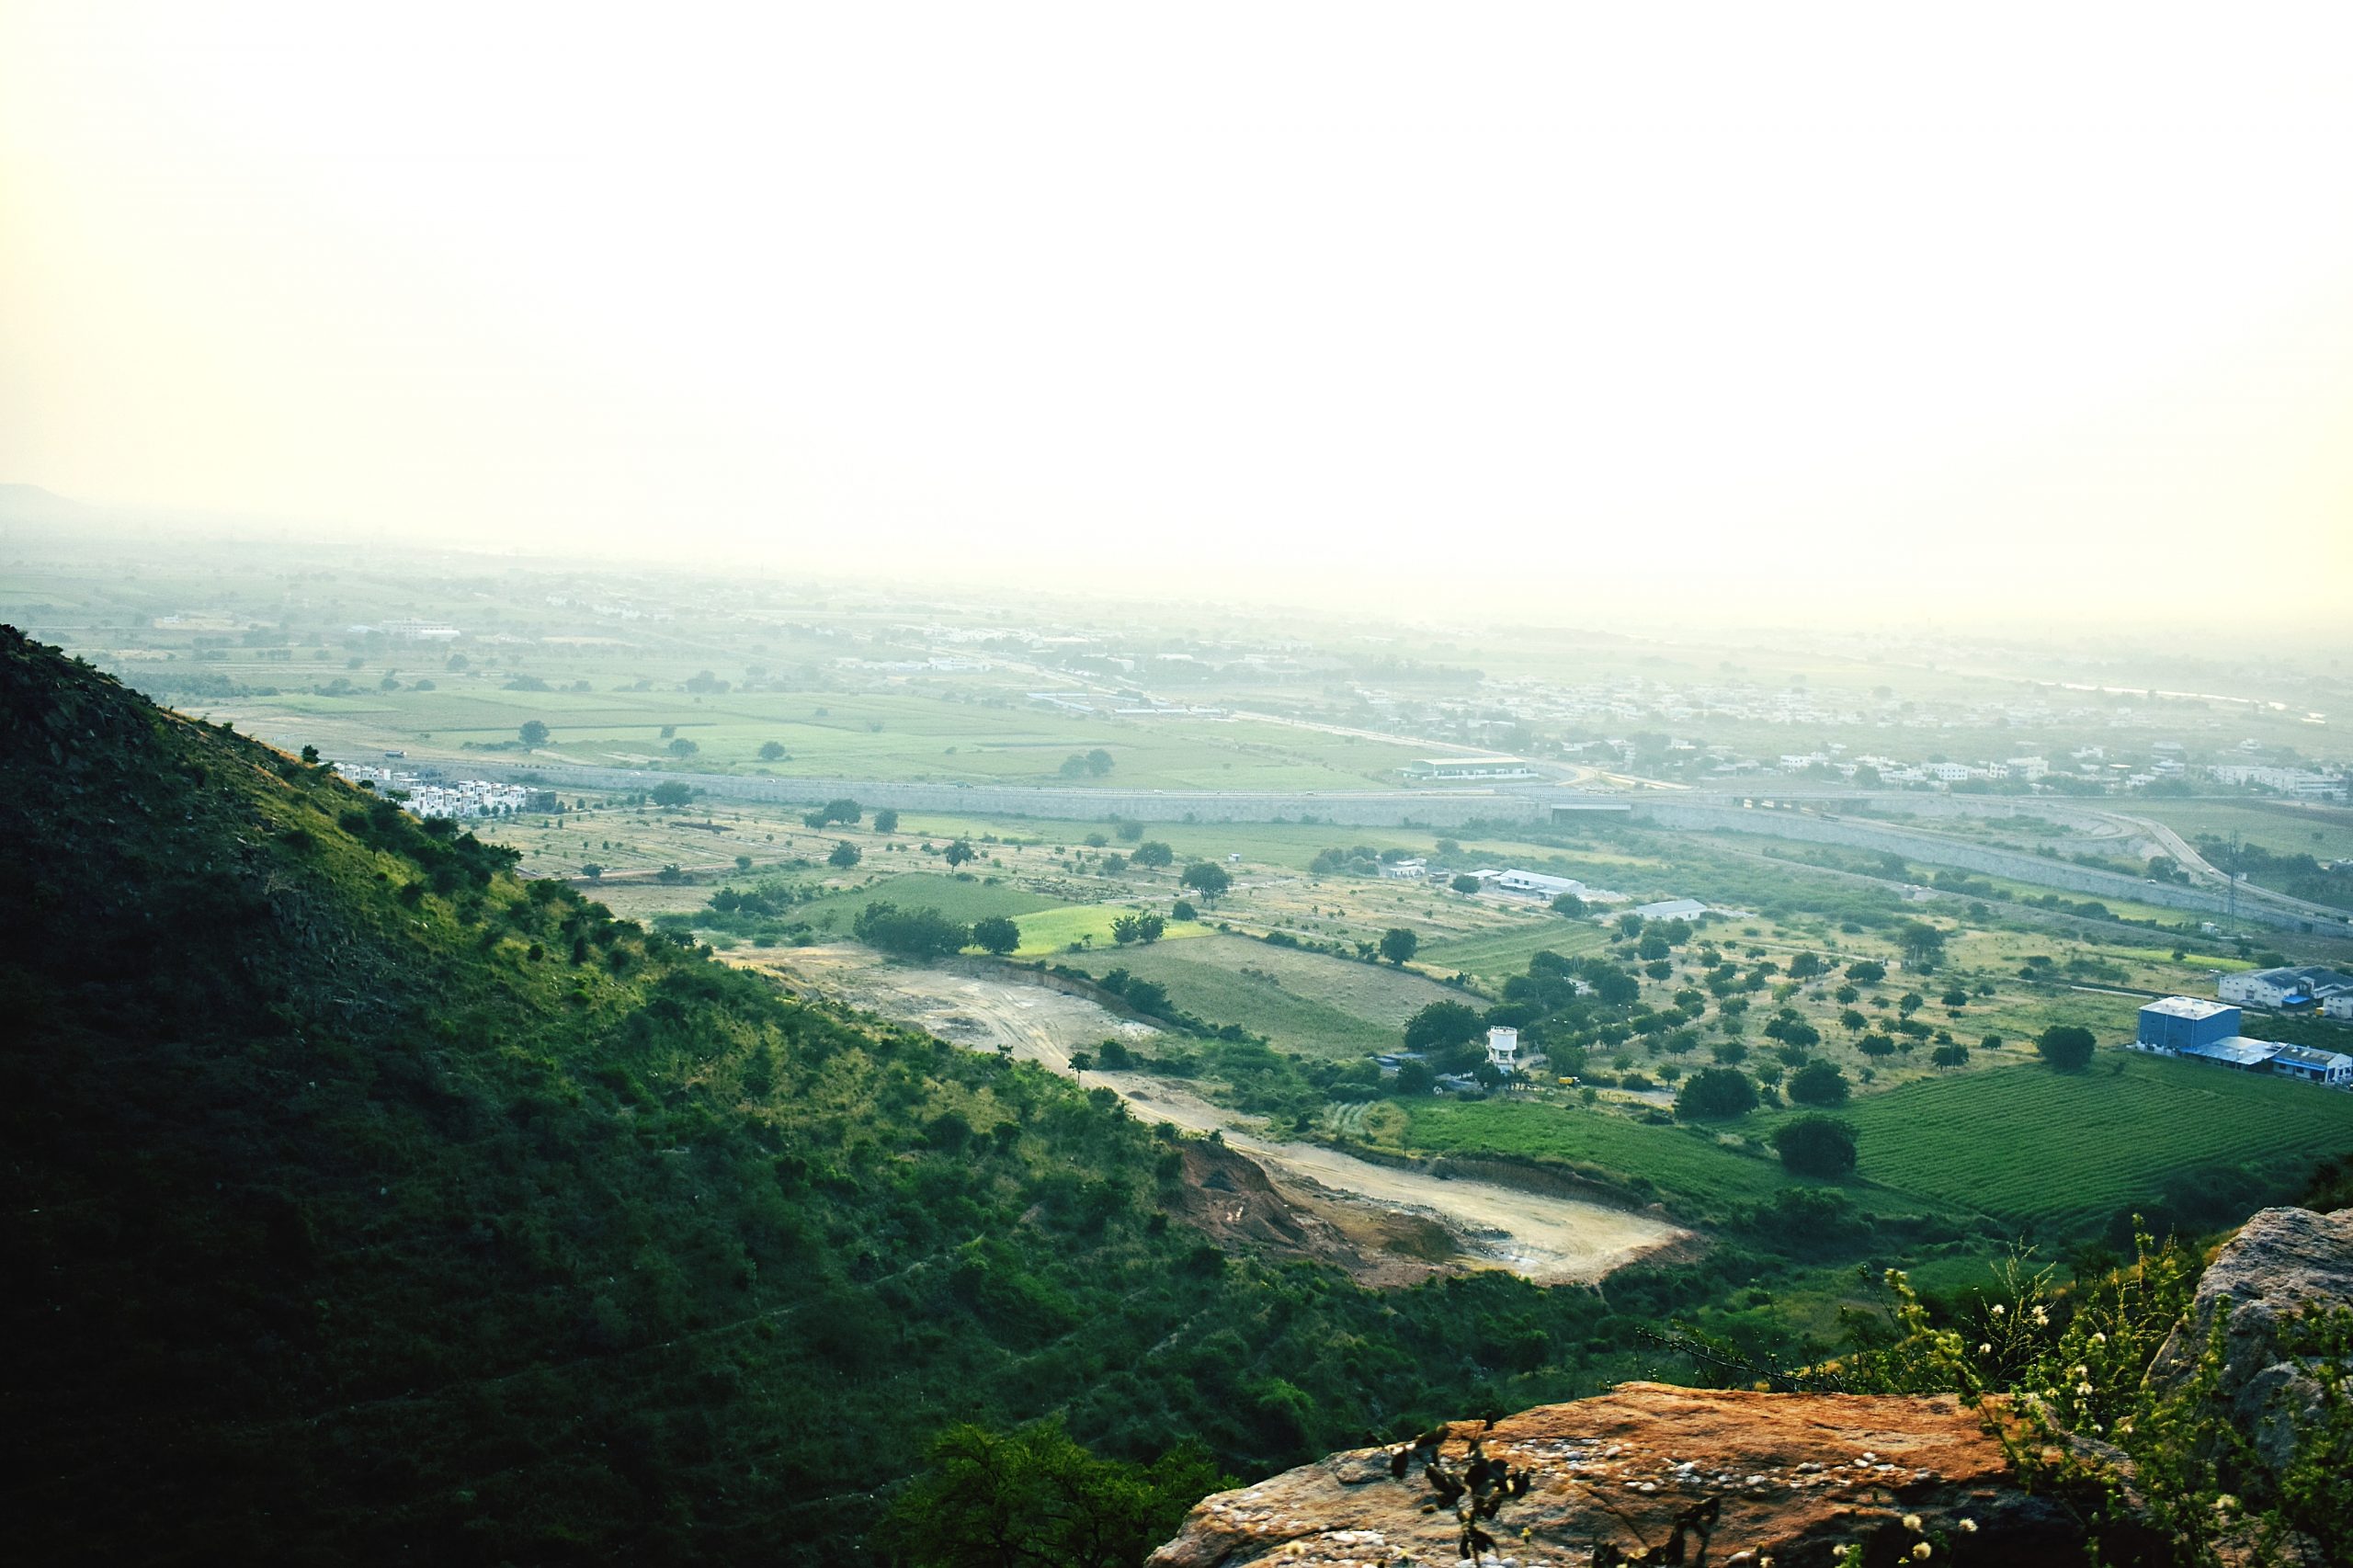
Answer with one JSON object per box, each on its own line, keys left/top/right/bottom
{"left": 1836, "top": 1051, "right": 2353, "bottom": 1233}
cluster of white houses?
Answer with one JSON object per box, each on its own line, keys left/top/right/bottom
{"left": 335, "top": 766, "right": 539, "bottom": 819}
{"left": 2132, "top": 994, "right": 2353, "bottom": 1087}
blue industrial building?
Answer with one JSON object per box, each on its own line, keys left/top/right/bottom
{"left": 2136, "top": 996, "right": 2242, "bottom": 1052}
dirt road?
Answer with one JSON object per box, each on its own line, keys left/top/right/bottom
{"left": 733, "top": 947, "right": 1688, "bottom": 1284}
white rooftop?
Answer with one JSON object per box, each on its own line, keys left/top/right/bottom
{"left": 2142, "top": 996, "right": 2236, "bottom": 1020}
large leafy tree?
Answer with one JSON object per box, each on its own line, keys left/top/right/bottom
{"left": 1773, "top": 1115, "right": 1859, "bottom": 1177}
{"left": 2037, "top": 1024, "right": 2097, "bottom": 1071}
{"left": 1673, "top": 1067, "right": 1757, "bottom": 1120}
{"left": 1179, "top": 862, "right": 1232, "bottom": 902}
{"left": 970, "top": 915, "right": 1021, "bottom": 956}
{"left": 1786, "top": 1060, "right": 1851, "bottom": 1107}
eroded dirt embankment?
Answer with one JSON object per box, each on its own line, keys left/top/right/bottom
{"left": 733, "top": 947, "right": 1689, "bottom": 1284}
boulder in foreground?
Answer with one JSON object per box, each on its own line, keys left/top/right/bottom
{"left": 1149, "top": 1381, "right": 2109, "bottom": 1568}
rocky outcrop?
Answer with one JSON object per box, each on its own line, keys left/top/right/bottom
{"left": 1149, "top": 1382, "right": 2110, "bottom": 1568}
{"left": 2146, "top": 1206, "right": 2352, "bottom": 1485}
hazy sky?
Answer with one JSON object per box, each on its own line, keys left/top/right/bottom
{"left": 5, "top": 4, "right": 2351, "bottom": 619}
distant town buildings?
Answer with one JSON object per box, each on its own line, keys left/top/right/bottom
{"left": 1399, "top": 756, "right": 1536, "bottom": 780}
{"left": 335, "top": 765, "right": 535, "bottom": 819}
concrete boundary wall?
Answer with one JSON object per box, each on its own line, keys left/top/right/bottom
{"left": 462, "top": 759, "right": 1552, "bottom": 829}
{"left": 1628, "top": 801, "right": 2346, "bottom": 935}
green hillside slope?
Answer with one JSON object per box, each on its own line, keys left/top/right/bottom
{"left": 0, "top": 629, "right": 1654, "bottom": 1563}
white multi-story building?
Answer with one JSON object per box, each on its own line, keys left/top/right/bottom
{"left": 1486, "top": 1027, "right": 1519, "bottom": 1072}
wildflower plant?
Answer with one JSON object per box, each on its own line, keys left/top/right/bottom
{"left": 1826, "top": 1221, "right": 2352, "bottom": 1562}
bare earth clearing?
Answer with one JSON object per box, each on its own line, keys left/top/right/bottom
{"left": 732, "top": 946, "right": 1688, "bottom": 1284}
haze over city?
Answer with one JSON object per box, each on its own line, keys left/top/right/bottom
{"left": 6, "top": 2, "right": 2352, "bottom": 628}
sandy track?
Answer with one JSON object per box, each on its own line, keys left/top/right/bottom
{"left": 735, "top": 947, "right": 1688, "bottom": 1283}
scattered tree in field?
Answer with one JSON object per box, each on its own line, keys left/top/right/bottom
{"left": 1838, "top": 1007, "right": 1868, "bottom": 1034}
{"left": 1180, "top": 862, "right": 1232, "bottom": 902}
{"left": 1449, "top": 874, "right": 1482, "bottom": 894}
{"left": 2037, "top": 1024, "right": 2097, "bottom": 1071}
{"left": 1859, "top": 1033, "right": 1896, "bottom": 1057}
{"left": 1786, "top": 1060, "right": 1852, "bottom": 1107}
{"left": 804, "top": 798, "right": 862, "bottom": 827}
{"left": 1379, "top": 926, "right": 1419, "bottom": 966}
{"left": 1774, "top": 1115, "right": 1859, "bottom": 1177}
{"left": 1130, "top": 841, "right": 1174, "bottom": 869}
{"left": 1085, "top": 748, "right": 1114, "bottom": 777}
{"left": 872, "top": 808, "right": 900, "bottom": 834}
{"left": 1895, "top": 921, "right": 1946, "bottom": 971}
{"left": 1059, "top": 754, "right": 1089, "bottom": 778}
{"left": 1068, "top": 1051, "right": 1093, "bottom": 1080}
{"left": 1941, "top": 985, "right": 1969, "bottom": 1008}
{"left": 828, "top": 841, "right": 862, "bottom": 869}
{"left": 970, "top": 915, "right": 1020, "bottom": 956}
{"left": 757, "top": 740, "right": 786, "bottom": 761}
{"left": 1551, "top": 892, "right": 1586, "bottom": 917}
{"left": 580, "top": 863, "right": 604, "bottom": 880}
{"left": 852, "top": 901, "right": 970, "bottom": 960}
{"left": 667, "top": 737, "right": 699, "bottom": 758}
{"left": 734, "top": 854, "right": 753, "bottom": 870}
{"left": 1169, "top": 900, "right": 1198, "bottom": 922}
{"left": 943, "top": 839, "right": 976, "bottom": 869}
{"left": 1931, "top": 1041, "right": 1971, "bottom": 1068}
{"left": 1846, "top": 960, "right": 1887, "bottom": 984}
{"left": 650, "top": 781, "right": 696, "bottom": 809}
{"left": 1110, "top": 912, "right": 1165, "bottom": 946}
{"left": 518, "top": 720, "right": 550, "bottom": 746}
{"left": 1786, "top": 951, "right": 1823, "bottom": 979}
{"left": 1675, "top": 1067, "right": 1758, "bottom": 1120}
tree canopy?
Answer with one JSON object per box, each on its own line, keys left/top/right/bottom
{"left": 2037, "top": 1024, "right": 2097, "bottom": 1071}
{"left": 970, "top": 915, "right": 1021, "bottom": 956}
{"left": 518, "top": 720, "right": 549, "bottom": 746}
{"left": 1674, "top": 1067, "right": 1757, "bottom": 1120}
{"left": 1404, "top": 1001, "right": 1483, "bottom": 1053}
{"left": 1773, "top": 1115, "right": 1859, "bottom": 1177}
{"left": 1895, "top": 921, "right": 1946, "bottom": 971}
{"left": 1179, "top": 863, "right": 1232, "bottom": 901}
{"left": 852, "top": 901, "right": 969, "bottom": 960}
{"left": 1785, "top": 1060, "right": 1851, "bottom": 1107}
{"left": 1378, "top": 927, "right": 1418, "bottom": 965}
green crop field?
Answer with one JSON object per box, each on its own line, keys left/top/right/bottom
{"left": 1008, "top": 906, "right": 1213, "bottom": 958}
{"left": 795, "top": 872, "right": 1065, "bottom": 926}
{"left": 1813, "top": 1052, "right": 2353, "bottom": 1233}
{"left": 221, "top": 671, "right": 1438, "bottom": 793}
{"left": 1421, "top": 917, "right": 1608, "bottom": 977}
{"left": 1063, "top": 933, "right": 1462, "bottom": 1057}
{"left": 1393, "top": 1098, "right": 1946, "bottom": 1225}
